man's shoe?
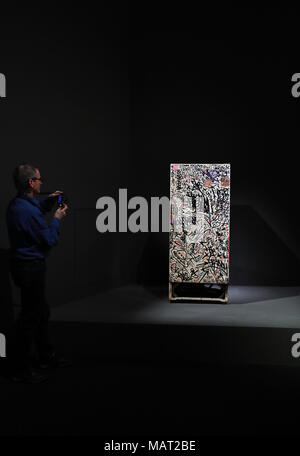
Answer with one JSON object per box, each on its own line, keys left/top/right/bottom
{"left": 10, "top": 369, "right": 48, "bottom": 384}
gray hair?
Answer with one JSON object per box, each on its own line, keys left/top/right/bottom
{"left": 13, "top": 163, "right": 38, "bottom": 192}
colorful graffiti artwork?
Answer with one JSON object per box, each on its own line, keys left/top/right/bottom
{"left": 169, "top": 164, "right": 230, "bottom": 284}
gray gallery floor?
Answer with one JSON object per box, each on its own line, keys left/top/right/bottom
{"left": 52, "top": 285, "right": 300, "bottom": 329}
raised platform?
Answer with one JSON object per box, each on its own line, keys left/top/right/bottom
{"left": 50, "top": 285, "right": 300, "bottom": 367}
{"left": 2, "top": 285, "right": 300, "bottom": 435}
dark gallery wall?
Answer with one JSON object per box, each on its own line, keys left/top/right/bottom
{"left": 1, "top": 7, "right": 300, "bottom": 313}
{"left": 0, "top": 7, "right": 129, "bottom": 305}
{"left": 121, "top": 7, "right": 300, "bottom": 287}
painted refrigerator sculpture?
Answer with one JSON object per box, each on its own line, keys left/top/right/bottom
{"left": 169, "top": 164, "right": 230, "bottom": 300}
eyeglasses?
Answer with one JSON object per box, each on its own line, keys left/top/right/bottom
{"left": 32, "top": 177, "right": 43, "bottom": 182}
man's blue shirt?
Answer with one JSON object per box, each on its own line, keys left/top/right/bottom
{"left": 6, "top": 194, "right": 60, "bottom": 260}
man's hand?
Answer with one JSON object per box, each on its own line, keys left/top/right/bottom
{"left": 54, "top": 204, "right": 68, "bottom": 220}
{"left": 49, "top": 190, "right": 63, "bottom": 198}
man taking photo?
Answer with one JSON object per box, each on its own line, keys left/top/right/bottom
{"left": 6, "top": 163, "right": 69, "bottom": 383}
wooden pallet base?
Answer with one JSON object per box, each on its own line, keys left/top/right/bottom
{"left": 169, "top": 282, "right": 228, "bottom": 303}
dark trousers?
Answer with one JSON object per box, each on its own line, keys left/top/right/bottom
{"left": 10, "top": 258, "right": 54, "bottom": 372}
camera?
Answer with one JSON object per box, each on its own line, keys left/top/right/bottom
{"left": 57, "top": 193, "right": 68, "bottom": 208}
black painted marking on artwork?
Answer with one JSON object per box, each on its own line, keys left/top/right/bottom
{"left": 192, "top": 195, "right": 196, "bottom": 225}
